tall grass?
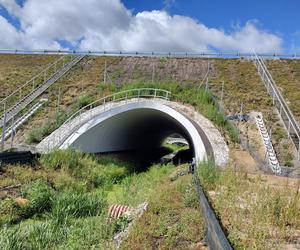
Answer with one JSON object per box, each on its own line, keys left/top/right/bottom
{"left": 197, "top": 160, "right": 220, "bottom": 190}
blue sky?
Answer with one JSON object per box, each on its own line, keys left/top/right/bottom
{"left": 0, "top": 0, "right": 299, "bottom": 53}
{"left": 123, "top": 0, "right": 300, "bottom": 53}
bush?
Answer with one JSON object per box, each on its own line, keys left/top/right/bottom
{"left": 40, "top": 149, "right": 82, "bottom": 172}
{"left": 197, "top": 160, "right": 219, "bottom": 190}
{"left": 51, "top": 190, "right": 106, "bottom": 222}
{"left": 19, "top": 180, "right": 54, "bottom": 219}
{"left": 26, "top": 123, "right": 53, "bottom": 144}
{"left": 76, "top": 95, "right": 94, "bottom": 109}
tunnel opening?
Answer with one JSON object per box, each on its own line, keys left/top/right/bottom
{"left": 69, "top": 108, "right": 197, "bottom": 171}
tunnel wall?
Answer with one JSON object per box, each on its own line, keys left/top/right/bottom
{"left": 61, "top": 101, "right": 208, "bottom": 162}
{"left": 38, "top": 99, "right": 229, "bottom": 167}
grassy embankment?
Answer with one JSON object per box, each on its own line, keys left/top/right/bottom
{"left": 0, "top": 149, "right": 204, "bottom": 249}
{"left": 1, "top": 55, "right": 296, "bottom": 164}
{"left": 198, "top": 161, "right": 300, "bottom": 249}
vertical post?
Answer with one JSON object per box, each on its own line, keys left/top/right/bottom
{"left": 1, "top": 112, "right": 7, "bottom": 152}
{"left": 205, "top": 77, "right": 209, "bottom": 91}
{"left": 10, "top": 115, "right": 14, "bottom": 149}
{"left": 32, "top": 78, "right": 35, "bottom": 91}
{"left": 19, "top": 88, "right": 22, "bottom": 101}
{"left": 288, "top": 120, "right": 291, "bottom": 139}
{"left": 279, "top": 104, "right": 282, "bottom": 116}
{"left": 56, "top": 87, "right": 61, "bottom": 123}
{"left": 152, "top": 61, "right": 155, "bottom": 83}
{"left": 220, "top": 80, "right": 224, "bottom": 104}
{"left": 104, "top": 60, "right": 107, "bottom": 84}
{"left": 298, "top": 138, "right": 300, "bottom": 161}
{"left": 240, "top": 103, "right": 244, "bottom": 115}
{"left": 57, "top": 87, "right": 61, "bottom": 114}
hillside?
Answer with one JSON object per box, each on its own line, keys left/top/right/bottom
{"left": 0, "top": 54, "right": 300, "bottom": 249}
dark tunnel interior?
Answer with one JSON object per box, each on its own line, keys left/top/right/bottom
{"left": 72, "top": 108, "right": 195, "bottom": 170}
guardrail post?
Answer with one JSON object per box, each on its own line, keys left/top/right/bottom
{"left": 1, "top": 112, "right": 7, "bottom": 152}
{"left": 298, "top": 139, "right": 300, "bottom": 160}
{"left": 154, "top": 89, "right": 157, "bottom": 98}
{"left": 10, "top": 115, "right": 14, "bottom": 149}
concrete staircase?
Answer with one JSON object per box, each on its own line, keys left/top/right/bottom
{"left": 255, "top": 114, "right": 281, "bottom": 174}
{"left": 0, "top": 54, "right": 85, "bottom": 128}
{"left": 0, "top": 100, "right": 46, "bottom": 144}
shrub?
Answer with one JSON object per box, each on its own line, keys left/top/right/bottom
{"left": 197, "top": 160, "right": 219, "bottom": 190}
{"left": 51, "top": 190, "right": 106, "bottom": 222}
{"left": 40, "top": 149, "right": 82, "bottom": 172}
{"left": 18, "top": 180, "right": 54, "bottom": 219}
{"left": 76, "top": 95, "right": 94, "bottom": 109}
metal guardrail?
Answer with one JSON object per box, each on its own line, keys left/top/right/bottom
{"left": 43, "top": 88, "right": 171, "bottom": 150}
{"left": 253, "top": 53, "right": 300, "bottom": 160}
{"left": 0, "top": 49, "right": 300, "bottom": 59}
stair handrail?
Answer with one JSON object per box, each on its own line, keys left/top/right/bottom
{"left": 253, "top": 53, "right": 300, "bottom": 136}
{"left": 0, "top": 55, "right": 72, "bottom": 107}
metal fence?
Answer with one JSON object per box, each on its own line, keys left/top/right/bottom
{"left": 253, "top": 54, "right": 300, "bottom": 160}
{"left": 1, "top": 49, "right": 300, "bottom": 59}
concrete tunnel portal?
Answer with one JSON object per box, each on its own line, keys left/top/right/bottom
{"left": 58, "top": 101, "right": 214, "bottom": 166}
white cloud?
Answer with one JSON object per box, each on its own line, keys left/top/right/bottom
{"left": 0, "top": 0, "right": 283, "bottom": 53}
{"left": 0, "top": 15, "right": 22, "bottom": 48}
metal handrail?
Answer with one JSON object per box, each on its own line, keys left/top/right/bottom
{"left": 0, "top": 49, "right": 300, "bottom": 59}
{"left": 253, "top": 53, "right": 300, "bottom": 159}
{"left": 0, "top": 55, "right": 69, "bottom": 106}
{"left": 62, "top": 88, "right": 171, "bottom": 126}
{"left": 254, "top": 54, "right": 300, "bottom": 137}
{"left": 256, "top": 55, "right": 300, "bottom": 133}
{"left": 45, "top": 88, "right": 170, "bottom": 150}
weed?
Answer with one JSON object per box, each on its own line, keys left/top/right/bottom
{"left": 18, "top": 180, "right": 54, "bottom": 219}
{"left": 197, "top": 160, "right": 220, "bottom": 190}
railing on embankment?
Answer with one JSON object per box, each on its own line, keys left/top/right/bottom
{"left": 1, "top": 49, "right": 300, "bottom": 59}
{"left": 253, "top": 54, "right": 300, "bottom": 160}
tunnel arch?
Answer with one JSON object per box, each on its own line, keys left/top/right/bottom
{"left": 60, "top": 101, "right": 211, "bottom": 162}
{"left": 38, "top": 99, "right": 229, "bottom": 166}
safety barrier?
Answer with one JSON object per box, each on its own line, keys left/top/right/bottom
{"left": 0, "top": 49, "right": 300, "bottom": 59}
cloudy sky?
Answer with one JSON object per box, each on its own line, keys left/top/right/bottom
{"left": 0, "top": 0, "right": 299, "bottom": 53}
